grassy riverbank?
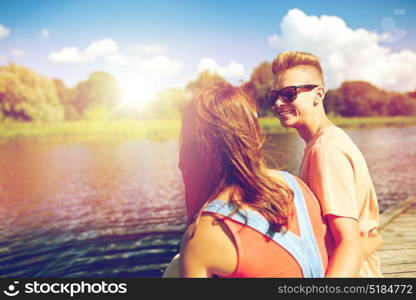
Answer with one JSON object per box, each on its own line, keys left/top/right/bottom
{"left": 1, "top": 116, "right": 416, "bottom": 142}
{"left": 0, "top": 120, "right": 181, "bottom": 142}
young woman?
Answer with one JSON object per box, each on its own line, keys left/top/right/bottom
{"left": 171, "top": 82, "right": 329, "bottom": 277}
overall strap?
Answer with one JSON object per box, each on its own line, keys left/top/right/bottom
{"left": 279, "top": 171, "right": 325, "bottom": 277}
{"left": 202, "top": 172, "right": 324, "bottom": 277}
{"left": 202, "top": 199, "right": 271, "bottom": 235}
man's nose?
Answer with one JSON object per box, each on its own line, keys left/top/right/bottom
{"left": 275, "top": 98, "right": 285, "bottom": 108}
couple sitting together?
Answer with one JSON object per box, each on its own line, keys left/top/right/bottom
{"left": 163, "top": 51, "right": 383, "bottom": 278}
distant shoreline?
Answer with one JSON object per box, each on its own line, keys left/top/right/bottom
{"left": 1, "top": 116, "right": 416, "bottom": 143}
{"left": 260, "top": 115, "right": 416, "bottom": 134}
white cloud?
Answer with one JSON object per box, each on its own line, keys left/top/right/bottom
{"left": 126, "top": 43, "right": 168, "bottom": 55}
{"left": 48, "top": 39, "right": 186, "bottom": 98}
{"left": 84, "top": 38, "right": 119, "bottom": 58}
{"left": 104, "top": 52, "right": 142, "bottom": 66}
{"left": 268, "top": 8, "right": 416, "bottom": 91}
{"left": 197, "top": 58, "right": 218, "bottom": 73}
{"left": 40, "top": 28, "right": 50, "bottom": 39}
{"left": 138, "top": 55, "right": 184, "bottom": 78}
{"left": 104, "top": 53, "right": 129, "bottom": 65}
{"left": 49, "top": 47, "right": 88, "bottom": 63}
{"left": 0, "top": 24, "right": 11, "bottom": 39}
{"left": 103, "top": 43, "right": 168, "bottom": 66}
{"left": 49, "top": 40, "right": 171, "bottom": 67}
{"left": 10, "top": 49, "right": 27, "bottom": 57}
{"left": 49, "top": 38, "right": 119, "bottom": 63}
{"left": 197, "top": 57, "right": 245, "bottom": 79}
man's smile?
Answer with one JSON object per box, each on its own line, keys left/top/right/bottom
{"left": 276, "top": 108, "right": 296, "bottom": 117}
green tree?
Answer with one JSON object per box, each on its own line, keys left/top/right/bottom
{"left": 337, "top": 81, "right": 389, "bottom": 116}
{"left": 388, "top": 93, "right": 416, "bottom": 116}
{"left": 52, "top": 79, "right": 80, "bottom": 120}
{"left": 242, "top": 61, "right": 273, "bottom": 116}
{"left": 71, "top": 72, "right": 122, "bottom": 120}
{"left": 324, "top": 89, "right": 344, "bottom": 116}
{"left": 83, "top": 102, "right": 111, "bottom": 121}
{"left": 142, "top": 88, "right": 191, "bottom": 119}
{"left": 0, "top": 63, "right": 64, "bottom": 122}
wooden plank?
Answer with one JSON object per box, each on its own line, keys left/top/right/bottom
{"left": 380, "top": 260, "right": 416, "bottom": 267}
{"left": 381, "top": 263, "right": 416, "bottom": 273}
{"left": 382, "top": 230, "right": 416, "bottom": 236}
{"left": 378, "top": 249, "right": 416, "bottom": 257}
{"left": 380, "top": 258, "right": 416, "bottom": 264}
{"left": 381, "top": 225, "right": 415, "bottom": 232}
{"left": 381, "top": 233, "right": 416, "bottom": 239}
{"left": 379, "top": 245, "right": 416, "bottom": 251}
{"left": 379, "top": 197, "right": 416, "bottom": 277}
{"left": 382, "top": 228, "right": 416, "bottom": 234}
{"left": 387, "top": 219, "right": 415, "bottom": 224}
{"left": 391, "top": 214, "right": 416, "bottom": 218}
{"left": 381, "top": 226, "right": 416, "bottom": 233}
{"left": 379, "top": 197, "right": 416, "bottom": 230}
{"left": 381, "top": 234, "right": 416, "bottom": 242}
{"left": 382, "top": 272, "right": 416, "bottom": 278}
{"left": 397, "top": 216, "right": 416, "bottom": 221}
{"left": 379, "top": 234, "right": 415, "bottom": 245}
{"left": 387, "top": 215, "right": 416, "bottom": 221}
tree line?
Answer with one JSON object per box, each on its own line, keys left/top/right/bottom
{"left": 0, "top": 62, "right": 415, "bottom": 122}
{"left": 241, "top": 62, "right": 416, "bottom": 117}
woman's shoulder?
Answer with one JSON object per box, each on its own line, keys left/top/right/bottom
{"left": 181, "top": 213, "right": 237, "bottom": 276}
{"left": 183, "top": 213, "right": 234, "bottom": 248}
{"left": 265, "top": 168, "right": 283, "bottom": 179}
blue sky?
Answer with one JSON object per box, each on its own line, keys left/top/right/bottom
{"left": 0, "top": 0, "right": 415, "bottom": 103}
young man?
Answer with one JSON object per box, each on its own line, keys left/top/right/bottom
{"left": 268, "top": 51, "right": 382, "bottom": 277}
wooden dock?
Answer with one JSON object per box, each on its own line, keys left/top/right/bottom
{"left": 378, "top": 196, "right": 416, "bottom": 277}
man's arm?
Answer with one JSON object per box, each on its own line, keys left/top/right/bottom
{"left": 307, "top": 145, "right": 364, "bottom": 277}
{"left": 325, "top": 215, "right": 363, "bottom": 277}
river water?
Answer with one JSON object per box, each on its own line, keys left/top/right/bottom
{"left": 0, "top": 126, "right": 415, "bottom": 277}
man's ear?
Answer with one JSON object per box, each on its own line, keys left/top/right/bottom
{"left": 313, "top": 86, "right": 326, "bottom": 106}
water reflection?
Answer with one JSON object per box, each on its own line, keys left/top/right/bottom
{"left": 0, "top": 139, "right": 186, "bottom": 277}
{"left": 0, "top": 126, "right": 415, "bottom": 277}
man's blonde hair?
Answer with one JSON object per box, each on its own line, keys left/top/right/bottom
{"left": 272, "top": 51, "right": 324, "bottom": 85}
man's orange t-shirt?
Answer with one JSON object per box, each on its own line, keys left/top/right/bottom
{"left": 299, "top": 125, "right": 382, "bottom": 277}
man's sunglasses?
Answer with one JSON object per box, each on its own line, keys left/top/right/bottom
{"left": 266, "top": 85, "right": 319, "bottom": 106}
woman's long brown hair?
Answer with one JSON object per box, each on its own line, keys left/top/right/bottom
{"left": 179, "top": 82, "right": 293, "bottom": 232}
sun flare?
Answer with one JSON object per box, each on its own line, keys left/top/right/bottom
{"left": 120, "top": 78, "right": 158, "bottom": 108}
